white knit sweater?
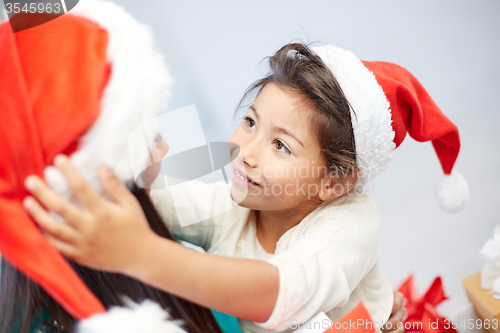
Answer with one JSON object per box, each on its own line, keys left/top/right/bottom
{"left": 150, "top": 175, "right": 393, "bottom": 333}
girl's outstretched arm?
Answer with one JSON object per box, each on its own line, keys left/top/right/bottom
{"left": 22, "top": 154, "right": 279, "bottom": 322}
{"left": 133, "top": 234, "right": 279, "bottom": 322}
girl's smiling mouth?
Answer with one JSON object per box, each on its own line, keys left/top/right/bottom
{"left": 232, "top": 165, "right": 260, "bottom": 187}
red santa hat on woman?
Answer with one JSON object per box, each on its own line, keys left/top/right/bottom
{"left": 0, "top": 0, "right": 186, "bottom": 331}
{"left": 311, "top": 45, "right": 470, "bottom": 213}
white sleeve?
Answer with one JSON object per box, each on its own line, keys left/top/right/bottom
{"left": 254, "top": 199, "right": 382, "bottom": 332}
{"left": 149, "top": 174, "right": 234, "bottom": 250}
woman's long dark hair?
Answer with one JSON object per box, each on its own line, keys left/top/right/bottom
{"left": 0, "top": 183, "right": 222, "bottom": 333}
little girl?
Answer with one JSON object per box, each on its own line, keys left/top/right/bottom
{"left": 24, "top": 42, "right": 466, "bottom": 332}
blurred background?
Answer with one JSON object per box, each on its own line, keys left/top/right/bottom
{"left": 3, "top": 0, "right": 499, "bottom": 302}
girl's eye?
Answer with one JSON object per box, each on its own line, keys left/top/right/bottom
{"left": 241, "top": 116, "right": 291, "bottom": 155}
{"left": 243, "top": 116, "right": 256, "bottom": 129}
{"left": 273, "top": 139, "right": 291, "bottom": 155}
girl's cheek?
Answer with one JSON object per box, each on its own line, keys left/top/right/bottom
{"left": 263, "top": 176, "right": 296, "bottom": 198}
{"left": 278, "top": 176, "right": 321, "bottom": 200}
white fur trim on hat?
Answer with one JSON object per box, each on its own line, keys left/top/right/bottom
{"left": 44, "top": 0, "right": 172, "bottom": 201}
{"left": 75, "top": 299, "right": 187, "bottom": 333}
{"left": 311, "top": 45, "right": 395, "bottom": 186}
{"left": 436, "top": 170, "right": 470, "bottom": 213}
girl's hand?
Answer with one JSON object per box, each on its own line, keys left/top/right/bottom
{"left": 23, "top": 154, "right": 159, "bottom": 274}
{"left": 381, "top": 291, "right": 407, "bottom": 333}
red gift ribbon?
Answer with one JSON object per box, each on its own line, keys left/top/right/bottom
{"left": 398, "top": 274, "right": 457, "bottom": 333}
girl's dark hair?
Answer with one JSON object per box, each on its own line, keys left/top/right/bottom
{"left": 234, "top": 42, "right": 359, "bottom": 205}
{"left": 0, "top": 183, "right": 222, "bottom": 333}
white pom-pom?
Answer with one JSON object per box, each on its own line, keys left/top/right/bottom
{"left": 75, "top": 299, "right": 187, "bottom": 333}
{"left": 435, "top": 171, "right": 470, "bottom": 213}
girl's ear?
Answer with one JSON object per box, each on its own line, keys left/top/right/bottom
{"left": 318, "top": 173, "right": 355, "bottom": 203}
{"left": 318, "top": 175, "right": 338, "bottom": 202}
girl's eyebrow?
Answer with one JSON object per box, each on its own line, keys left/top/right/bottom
{"left": 250, "top": 105, "right": 259, "bottom": 121}
{"left": 273, "top": 125, "right": 304, "bottom": 148}
{"left": 250, "top": 105, "right": 304, "bottom": 148}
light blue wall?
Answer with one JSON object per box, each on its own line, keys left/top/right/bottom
{"left": 108, "top": 0, "right": 500, "bottom": 301}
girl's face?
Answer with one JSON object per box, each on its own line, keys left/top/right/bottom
{"left": 229, "top": 82, "right": 331, "bottom": 211}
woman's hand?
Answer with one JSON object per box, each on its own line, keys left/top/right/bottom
{"left": 381, "top": 291, "right": 407, "bottom": 333}
{"left": 23, "top": 154, "right": 159, "bottom": 274}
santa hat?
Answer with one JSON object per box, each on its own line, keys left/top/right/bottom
{"left": 0, "top": 0, "right": 185, "bottom": 331}
{"left": 311, "top": 45, "right": 470, "bottom": 213}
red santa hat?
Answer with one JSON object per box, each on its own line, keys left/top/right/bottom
{"left": 311, "top": 45, "right": 470, "bottom": 213}
{"left": 0, "top": 0, "right": 185, "bottom": 331}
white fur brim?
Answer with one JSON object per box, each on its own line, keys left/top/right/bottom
{"left": 44, "top": 0, "right": 172, "bottom": 200}
{"left": 435, "top": 171, "right": 470, "bottom": 213}
{"left": 75, "top": 299, "right": 187, "bottom": 333}
{"left": 311, "top": 45, "right": 395, "bottom": 187}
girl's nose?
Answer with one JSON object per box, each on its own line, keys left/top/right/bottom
{"left": 239, "top": 137, "right": 260, "bottom": 169}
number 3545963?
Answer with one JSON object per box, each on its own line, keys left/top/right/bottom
{"left": 5, "top": 2, "right": 62, "bottom": 14}
{"left": 444, "top": 319, "right": 499, "bottom": 330}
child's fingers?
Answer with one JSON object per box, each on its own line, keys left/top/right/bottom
{"left": 43, "top": 232, "right": 80, "bottom": 260}
{"left": 389, "top": 305, "right": 406, "bottom": 325}
{"left": 390, "top": 327, "right": 404, "bottom": 333}
{"left": 382, "top": 305, "right": 406, "bottom": 333}
{"left": 98, "top": 165, "right": 136, "bottom": 207}
{"left": 53, "top": 154, "right": 106, "bottom": 213}
{"left": 24, "top": 175, "right": 86, "bottom": 230}
{"left": 23, "top": 196, "right": 80, "bottom": 244}
{"left": 382, "top": 291, "right": 406, "bottom": 333}
{"left": 392, "top": 291, "right": 404, "bottom": 313}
